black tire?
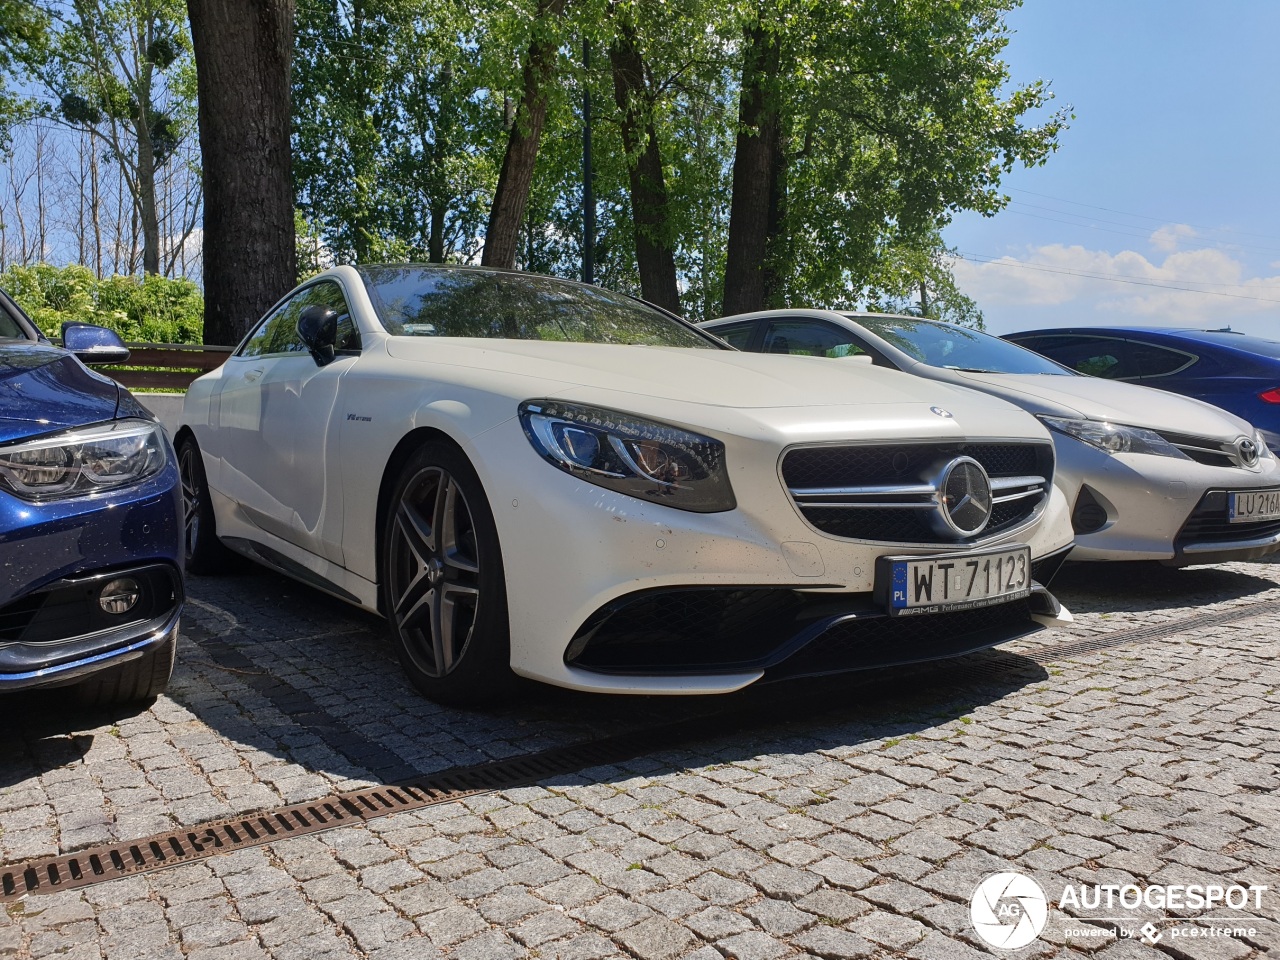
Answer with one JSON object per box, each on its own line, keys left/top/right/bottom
{"left": 75, "top": 631, "right": 177, "bottom": 706}
{"left": 381, "top": 442, "right": 514, "bottom": 706}
{"left": 178, "top": 436, "right": 235, "bottom": 574}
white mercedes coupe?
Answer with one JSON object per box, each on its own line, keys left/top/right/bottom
{"left": 177, "top": 265, "right": 1074, "bottom": 704}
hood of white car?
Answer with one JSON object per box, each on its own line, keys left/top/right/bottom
{"left": 953, "top": 371, "right": 1256, "bottom": 440}
{"left": 387, "top": 338, "right": 1009, "bottom": 409}
{"left": 383, "top": 338, "right": 1048, "bottom": 443}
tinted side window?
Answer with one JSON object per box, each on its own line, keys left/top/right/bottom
{"left": 1126, "top": 341, "right": 1196, "bottom": 378}
{"left": 1015, "top": 335, "right": 1141, "bottom": 379}
{"left": 763, "top": 320, "right": 867, "bottom": 359}
{"left": 709, "top": 323, "right": 755, "bottom": 349}
{"left": 238, "top": 281, "right": 359, "bottom": 358}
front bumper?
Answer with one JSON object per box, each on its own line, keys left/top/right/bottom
{"left": 1169, "top": 489, "right": 1280, "bottom": 566}
{"left": 475, "top": 419, "right": 1075, "bottom": 695}
{"left": 1052, "top": 435, "right": 1280, "bottom": 562}
{"left": 0, "top": 449, "right": 184, "bottom": 692}
{"left": 0, "top": 563, "right": 183, "bottom": 691}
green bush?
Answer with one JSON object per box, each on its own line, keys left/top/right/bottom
{"left": 1, "top": 263, "right": 203, "bottom": 344}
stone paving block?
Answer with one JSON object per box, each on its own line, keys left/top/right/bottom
{"left": 450, "top": 929, "right": 526, "bottom": 960}
{"left": 794, "top": 889, "right": 870, "bottom": 923}
{"left": 684, "top": 906, "right": 754, "bottom": 940}
{"left": 745, "top": 897, "right": 818, "bottom": 936}
{"left": 792, "top": 925, "right": 875, "bottom": 959}
{"left": 750, "top": 862, "right": 822, "bottom": 901}
{"left": 574, "top": 894, "right": 654, "bottom": 933}
{"left": 807, "top": 857, "right": 874, "bottom": 891}
{"left": 716, "top": 930, "right": 790, "bottom": 960}
{"left": 686, "top": 872, "right": 757, "bottom": 906}
{"left": 418, "top": 905, "right": 490, "bottom": 947}
{"left": 612, "top": 917, "right": 695, "bottom": 960}
{"left": 847, "top": 910, "right": 925, "bottom": 950}
{"left": 639, "top": 890, "right": 706, "bottom": 920}
{"left": 511, "top": 909, "right": 581, "bottom": 947}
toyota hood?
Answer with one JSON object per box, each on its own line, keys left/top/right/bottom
{"left": 952, "top": 371, "right": 1257, "bottom": 440}
{"left": 0, "top": 343, "right": 122, "bottom": 444}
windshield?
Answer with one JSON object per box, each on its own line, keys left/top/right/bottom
{"left": 848, "top": 315, "right": 1071, "bottom": 375}
{"left": 358, "top": 266, "right": 722, "bottom": 349}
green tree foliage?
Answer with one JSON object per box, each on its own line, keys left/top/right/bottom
{"left": 0, "top": 0, "right": 49, "bottom": 146}
{"left": 289, "top": 0, "right": 1064, "bottom": 321}
{"left": 2, "top": 261, "right": 203, "bottom": 341}
{"left": 293, "top": 0, "right": 497, "bottom": 264}
{"left": 863, "top": 235, "right": 984, "bottom": 328}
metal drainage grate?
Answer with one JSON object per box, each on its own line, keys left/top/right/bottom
{"left": 0, "top": 724, "right": 681, "bottom": 902}
{"left": 1023, "top": 599, "right": 1280, "bottom": 665}
{"left": 5, "top": 596, "right": 1276, "bottom": 901}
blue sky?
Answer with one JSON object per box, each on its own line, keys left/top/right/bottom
{"left": 944, "top": 0, "right": 1280, "bottom": 339}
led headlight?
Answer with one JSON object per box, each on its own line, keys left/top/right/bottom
{"left": 0, "top": 419, "right": 167, "bottom": 500}
{"left": 1040, "top": 416, "right": 1189, "bottom": 460}
{"left": 519, "top": 400, "right": 736, "bottom": 513}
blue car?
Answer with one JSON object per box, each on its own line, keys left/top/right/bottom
{"left": 0, "top": 288, "right": 183, "bottom": 704}
{"left": 1005, "top": 327, "right": 1280, "bottom": 451}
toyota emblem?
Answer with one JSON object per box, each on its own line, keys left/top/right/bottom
{"left": 1238, "top": 437, "right": 1260, "bottom": 467}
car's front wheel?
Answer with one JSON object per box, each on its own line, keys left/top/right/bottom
{"left": 178, "top": 436, "right": 234, "bottom": 574}
{"left": 381, "top": 442, "right": 513, "bottom": 706}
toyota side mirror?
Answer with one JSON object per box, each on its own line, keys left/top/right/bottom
{"left": 61, "top": 322, "right": 131, "bottom": 365}
{"left": 297, "top": 304, "right": 339, "bottom": 366}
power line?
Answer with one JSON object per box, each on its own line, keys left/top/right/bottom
{"left": 1005, "top": 187, "right": 1280, "bottom": 244}
{"left": 956, "top": 251, "right": 1280, "bottom": 304}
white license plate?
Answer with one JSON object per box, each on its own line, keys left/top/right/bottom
{"left": 878, "top": 545, "right": 1031, "bottom": 616}
{"left": 1228, "top": 489, "right": 1280, "bottom": 523}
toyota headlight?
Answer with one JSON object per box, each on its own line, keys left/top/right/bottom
{"left": 519, "top": 400, "right": 736, "bottom": 513}
{"left": 0, "top": 419, "right": 168, "bottom": 500}
{"left": 1040, "top": 417, "right": 1189, "bottom": 460}
{"left": 1255, "top": 428, "right": 1273, "bottom": 459}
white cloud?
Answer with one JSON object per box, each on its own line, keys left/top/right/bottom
{"left": 1149, "top": 223, "right": 1197, "bottom": 252}
{"left": 953, "top": 237, "right": 1280, "bottom": 331}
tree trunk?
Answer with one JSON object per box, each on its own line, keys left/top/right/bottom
{"left": 135, "top": 116, "right": 161, "bottom": 275}
{"left": 609, "top": 20, "right": 680, "bottom": 314}
{"left": 187, "top": 0, "right": 297, "bottom": 345}
{"left": 481, "top": 0, "right": 567, "bottom": 269}
{"left": 428, "top": 202, "right": 446, "bottom": 262}
{"left": 722, "top": 20, "right": 784, "bottom": 317}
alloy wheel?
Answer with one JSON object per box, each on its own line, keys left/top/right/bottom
{"left": 388, "top": 466, "right": 482, "bottom": 678}
{"left": 178, "top": 444, "right": 202, "bottom": 562}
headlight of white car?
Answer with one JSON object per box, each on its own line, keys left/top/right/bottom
{"left": 1255, "top": 428, "right": 1274, "bottom": 459}
{"left": 1040, "top": 416, "right": 1189, "bottom": 460}
{"left": 0, "top": 419, "right": 168, "bottom": 500}
{"left": 519, "top": 400, "right": 736, "bottom": 512}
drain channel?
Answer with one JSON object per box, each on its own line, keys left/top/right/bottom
{"left": 1024, "top": 599, "right": 1280, "bottom": 664}
{"left": 0, "top": 722, "right": 688, "bottom": 902}
{"left": 5, "top": 598, "right": 1276, "bottom": 902}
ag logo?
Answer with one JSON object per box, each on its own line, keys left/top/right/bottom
{"left": 970, "top": 872, "right": 1048, "bottom": 949}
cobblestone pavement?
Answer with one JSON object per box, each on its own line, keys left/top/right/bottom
{"left": 2, "top": 558, "right": 1279, "bottom": 960}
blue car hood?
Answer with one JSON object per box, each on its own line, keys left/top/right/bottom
{"left": 0, "top": 342, "right": 122, "bottom": 444}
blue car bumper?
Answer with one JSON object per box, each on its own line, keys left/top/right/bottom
{"left": 0, "top": 455, "right": 184, "bottom": 692}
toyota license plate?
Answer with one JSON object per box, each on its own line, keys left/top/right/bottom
{"left": 1228, "top": 488, "right": 1280, "bottom": 523}
{"left": 877, "top": 545, "right": 1031, "bottom": 616}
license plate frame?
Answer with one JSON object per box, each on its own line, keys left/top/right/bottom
{"left": 1227, "top": 488, "right": 1280, "bottom": 524}
{"left": 875, "top": 544, "right": 1032, "bottom": 617}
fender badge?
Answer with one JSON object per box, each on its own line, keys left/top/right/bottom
{"left": 930, "top": 406, "right": 953, "bottom": 418}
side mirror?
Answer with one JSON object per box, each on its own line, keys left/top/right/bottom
{"left": 297, "top": 304, "right": 339, "bottom": 366}
{"left": 61, "top": 322, "right": 131, "bottom": 365}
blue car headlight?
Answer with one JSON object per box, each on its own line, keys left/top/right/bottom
{"left": 1040, "top": 416, "right": 1190, "bottom": 460}
{"left": 519, "top": 400, "right": 736, "bottom": 513}
{"left": 0, "top": 419, "right": 168, "bottom": 500}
